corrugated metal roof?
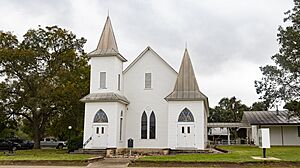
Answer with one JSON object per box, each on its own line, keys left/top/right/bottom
{"left": 243, "top": 111, "right": 300, "bottom": 125}
{"left": 88, "top": 16, "right": 127, "bottom": 62}
{"left": 165, "top": 49, "right": 207, "bottom": 101}
{"left": 80, "top": 92, "right": 129, "bottom": 105}
{"left": 208, "top": 122, "right": 242, "bottom": 128}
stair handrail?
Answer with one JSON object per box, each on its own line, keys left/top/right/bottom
{"left": 83, "top": 136, "right": 92, "bottom": 147}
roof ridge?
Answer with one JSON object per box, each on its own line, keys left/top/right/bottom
{"left": 123, "top": 46, "right": 177, "bottom": 74}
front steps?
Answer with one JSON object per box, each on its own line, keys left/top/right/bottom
{"left": 169, "top": 148, "right": 212, "bottom": 155}
{"left": 73, "top": 148, "right": 215, "bottom": 156}
{"left": 72, "top": 148, "right": 107, "bottom": 155}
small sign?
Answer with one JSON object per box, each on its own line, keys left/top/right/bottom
{"left": 258, "top": 128, "right": 270, "bottom": 149}
{"left": 128, "top": 138, "right": 133, "bottom": 148}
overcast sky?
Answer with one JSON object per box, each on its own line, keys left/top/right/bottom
{"left": 0, "top": 0, "right": 294, "bottom": 107}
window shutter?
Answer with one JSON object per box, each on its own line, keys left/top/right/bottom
{"left": 100, "top": 72, "right": 106, "bottom": 89}
{"left": 145, "top": 73, "right": 151, "bottom": 89}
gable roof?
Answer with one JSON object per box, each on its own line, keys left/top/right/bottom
{"left": 88, "top": 16, "right": 127, "bottom": 62}
{"left": 243, "top": 111, "right": 300, "bottom": 125}
{"left": 165, "top": 49, "right": 207, "bottom": 101}
{"left": 123, "top": 46, "right": 177, "bottom": 74}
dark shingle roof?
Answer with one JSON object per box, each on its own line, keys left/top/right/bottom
{"left": 243, "top": 111, "right": 300, "bottom": 125}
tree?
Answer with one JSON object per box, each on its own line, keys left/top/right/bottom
{"left": 284, "top": 100, "right": 300, "bottom": 116}
{"left": 208, "top": 97, "right": 250, "bottom": 139}
{"left": 250, "top": 101, "right": 268, "bottom": 111}
{"left": 208, "top": 97, "right": 249, "bottom": 122}
{"left": 0, "top": 26, "right": 89, "bottom": 148}
{"left": 255, "top": 0, "right": 300, "bottom": 114}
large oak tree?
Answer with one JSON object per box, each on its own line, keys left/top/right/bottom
{"left": 0, "top": 26, "right": 89, "bottom": 148}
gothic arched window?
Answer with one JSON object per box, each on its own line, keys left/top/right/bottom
{"left": 141, "top": 112, "right": 147, "bottom": 139}
{"left": 178, "top": 108, "right": 194, "bottom": 122}
{"left": 93, "top": 109, "right": 108, "bottom": 123}
{"left": 150, "top": 112, "right": 156, "bottom": 139}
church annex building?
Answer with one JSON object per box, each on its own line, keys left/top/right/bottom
{"left": 81, "top": 16, "right": 209, "bottom": 150}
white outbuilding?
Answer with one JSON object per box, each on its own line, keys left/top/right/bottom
{"left": 80, "top": 16, "right": 209, "bottom": 151}
{"left": 242, "top": 111, "right": 300, "bottom": 146}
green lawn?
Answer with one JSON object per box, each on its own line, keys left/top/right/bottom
{"left": 139, "top": 146, "right": 300, "bottom": 163}
{"left": 0, "top": 149, "right": 97, "bottom": 160}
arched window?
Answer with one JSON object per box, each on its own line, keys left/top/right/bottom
{"left": 178, "top": 108, "right": 194, "bottom": 122}
{"left": 93, "top": 109, "right": 108, "bottom": 123}
{"left": 150, "top": 112, "right": 156, "bottom": 139}
{"left": 141, "top": 112, "right": 147, "bottom": 139}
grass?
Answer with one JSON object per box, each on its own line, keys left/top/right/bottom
{"left": 139, "top": 146, "right": 300, "bottom": 163}
{"left": 0, "top": 149, "right": 97, "bottom": 161}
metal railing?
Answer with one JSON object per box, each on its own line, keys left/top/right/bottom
{"left": 83, "top": 136, "right": 92, "bottom": 147}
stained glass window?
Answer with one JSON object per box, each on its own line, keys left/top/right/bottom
{"left": 178, "top": 108, "right": 194, "bottom": 122}
{"left": 93, "top": 109, "right": 108, "bottom": 123}
{"left": 141, "top": 111, "right": 147, "bottom": 139}
{"left": 150, "top": 112, "right": 156, "bottom": 139}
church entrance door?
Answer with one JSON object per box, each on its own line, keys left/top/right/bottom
{"left": 177, "top": 124, "right": 195, "bottom": 148}
{"left": 92, "top": 125, "right": 108, "bottom": 148}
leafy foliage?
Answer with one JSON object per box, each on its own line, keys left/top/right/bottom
{"left": 250, "top": 101, "right": 268, "bottom": 111}
{"left": 208, "top": 97, "right": 249, "bottom": 123}
{"left": 284, "top": 100, "right": 300, "bottom": 116}
{"left": 255, "top": 0, "right": 300, "bottom": 112}
{"left": 0, "top": 26, "right": 89, "bottom": 148}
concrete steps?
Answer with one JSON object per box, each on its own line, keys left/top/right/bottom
{"left": 169, "top": 149, "right": 211, "bottom": 155}
{"left": 72, "top": 148, "right": 107, "bottom": 155}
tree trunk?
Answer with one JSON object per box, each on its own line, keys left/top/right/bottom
{"left": 33, "top": 119, "right": 41, "bottom": 149}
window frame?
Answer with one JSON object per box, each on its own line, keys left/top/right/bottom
{"left": 118, "top": 74, "right": 121, "bottom": 90}
{"left": 178, "top": 108, "right": 195, "bottom": 122}
{"left": 141, "top": 112, "right": 147, "bottom": 139}
{"left": 149, "top": 111, "right": 156, "bottom": 139}
{"left": 145, "top": 73, "right": 152, "bottom": 89}
{"left": 93, "top": 109, "right": 108, "bottom": 123}
{"left": 119, "top": 110, "right": 123, "bottom": 141}
{"left": 100, "top": 72, "right": 107, "bottom": 89}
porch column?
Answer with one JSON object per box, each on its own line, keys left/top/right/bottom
{"left": 227, "top": 127, "right": 230, "bottom": 145}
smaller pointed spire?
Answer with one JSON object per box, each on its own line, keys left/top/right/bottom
{"left": 165, "top": 48, "right": 207, "bottom": 101}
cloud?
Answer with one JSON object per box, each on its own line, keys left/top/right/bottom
{"left": 0, "top": 0, "right": 294, "bottom": 106}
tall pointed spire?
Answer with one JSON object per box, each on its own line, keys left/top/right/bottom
{"left": 88, "top": 16, "right": 127, "bottom": 62}
{"left": 165, "top": 49, "right": 207, "bottom": 101}
{"left": 96, "top": 16, "right": 118, "bottom": 52}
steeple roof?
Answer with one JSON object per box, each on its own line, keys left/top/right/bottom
{"left": 165, "top": 49, "right": 207, "bottom": 101}
{"left": 88, "top": 16, "right": 127, "bottom": 62}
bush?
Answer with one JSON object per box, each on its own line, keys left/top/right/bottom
{"left": 67, "top": 135, "right": 83, "bottom": 152}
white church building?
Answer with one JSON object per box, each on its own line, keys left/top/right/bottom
{"left": 81, "top": 16, "right": 209, "bottom": 150}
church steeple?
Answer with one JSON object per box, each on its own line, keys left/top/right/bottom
{"left": 88, "top": 16, "right": 127, "bottom": 62}
{"left": 165, "top": 48, "right": 207, "bottom": 101}
{"left": 96, "top": 16, "right": 118, "bottom": 52}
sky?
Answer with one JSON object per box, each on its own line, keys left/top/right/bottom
{"left": 0, "top": 0, "right": 294, "bottom": 108}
